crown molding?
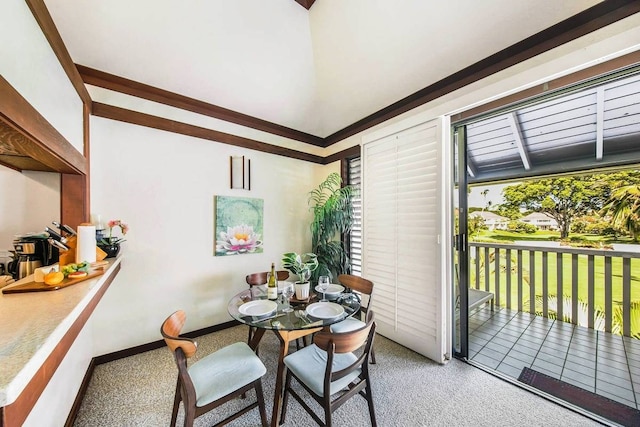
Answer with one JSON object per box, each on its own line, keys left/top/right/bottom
{"left": 77, "top": 65, "right": 325, "bottom": 148}
{"left": 324, "top": 0, "right": 640, "bottom": 145}
{"left": 27, "top": 0, "right": 640, "bottom": 154}
{"left": 295, "top": 0, "right": 316, "bottom": 10}
{"left": 92, "top": 102, "right": 326, "bottom": 164}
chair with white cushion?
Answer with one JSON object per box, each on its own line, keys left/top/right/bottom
{"left": 331, "top": 274, "right": 376, "bottom": 364}
{"left": 280, "top": 310, "right": 377, "bottom": 427}
{"left": 245, "top": 270, "right": 290, "bottom": 344}
{"left": 161, "top": 310, "right": 268, "bottom": 427}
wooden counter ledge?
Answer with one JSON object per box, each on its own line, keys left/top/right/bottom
{"left": 0, "top": 257, "right": 122, "bottom": 426}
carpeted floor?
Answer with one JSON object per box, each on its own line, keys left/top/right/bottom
{"left": 73, "top": 325, "right": 603, "bottom": 426}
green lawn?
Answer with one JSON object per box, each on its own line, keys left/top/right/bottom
{"left": 469, "top": 231, "right": 640, "bottom": 336}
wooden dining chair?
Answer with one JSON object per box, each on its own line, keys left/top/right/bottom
{"left": 280, "top": 310, "right": 377, "bottom": 427}
{"left": 161, "top": 310, "right": 268, "bottom": 427}
{"left": 331, "top": 274, "right": 377, "bottom": 363}
{"left": 245, "top": 270, "right": 290, "bottom": 343}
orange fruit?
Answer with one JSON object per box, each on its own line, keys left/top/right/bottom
{"left": 44, "top": 271, "right": 64, "bottom": 285}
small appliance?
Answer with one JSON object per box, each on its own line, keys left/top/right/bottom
{"left": 8, "top": 233, "right": 58, "bottom": 280}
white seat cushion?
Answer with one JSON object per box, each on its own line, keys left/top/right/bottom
{"left": 330, "top": 317, "right": 365, "bottom": 334}
{"left": 189, "top": 342, "right": 266, "bottom": 407}
{"left": 284, "top": 344, "right": 359, "bottom": 397}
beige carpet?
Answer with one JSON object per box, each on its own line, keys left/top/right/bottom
{"left": 73, "top": 325, "right": 603, "bottom": 426}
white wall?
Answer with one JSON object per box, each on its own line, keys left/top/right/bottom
{"left": 0, "top": 0, "right": 82, "bottom": 261}
{"left": 0, "top": 0, "right": 84, "bottom": 152}
{"left": 23, "top": 317, "right": 93, "bottom": 427}
{"left": 89, "top": 117, "right": 328, "bottom": 354}
{"left": 309, "top": 0, "right": 600, "bottom": 135}
{"left": 326, "top": 13, "right": 640, "bottom": 156}
{"left": 46, "top": 0, "right": 321, "bottom": 136}
{"left": 0, "top": 170, "right": 60, "bottom": 254}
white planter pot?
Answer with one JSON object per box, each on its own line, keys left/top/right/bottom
{"left": 294, "top": 282, "right": 310, "bottom": 299}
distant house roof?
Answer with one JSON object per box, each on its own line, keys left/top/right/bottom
{"left": 470, "top": 211, "right": 508, "bottom": 221}
{"left": 521, "top": 212, "right": 556, "bottom": 221}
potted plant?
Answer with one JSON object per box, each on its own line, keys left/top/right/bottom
{"left": 97, "top": 219, "right": 129, "bottom": 258}
{"left": 308, "top": 173, "right": 357, "bottom": 282}
{"left": 281, "top": 252, "right": 318, "bottom": 299}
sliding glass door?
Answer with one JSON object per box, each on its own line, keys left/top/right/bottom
{"left": 453, "top": 125, "right": 470, "bottom": 359}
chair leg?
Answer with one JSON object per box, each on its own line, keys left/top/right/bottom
{"left": 370, "top": 345, "right": 377, "bottom": 364}
{"left": 364, "top": 380, "right": 377, "bottom": 427}
{"left": 170, "top": 378, "right": 181, "bottom": 427}
{"left": 255, "top": 379, "right": 269, "bottom": 427}
{"left": 324, "top": 401, "right": 332, "bottom": 427}
{"left": 280, "top": 369, "right": 293, "bottom": 425}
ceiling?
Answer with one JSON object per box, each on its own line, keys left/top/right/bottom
{"left": 465, "top": 70, "right": 640, "bottom": 183}
{"left": 42, "top": 1, "right": 615, "bottom": 140}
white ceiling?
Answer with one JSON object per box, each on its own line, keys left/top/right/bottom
{"left": 43, "top": 0, "right": 602, "bottom": 138}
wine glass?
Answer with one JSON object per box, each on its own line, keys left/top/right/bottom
{"left": 318, "top": 276, "right": 330, "bottom": 302}
{"left": 282, "top": 283, "right": 295, "bottom": 312}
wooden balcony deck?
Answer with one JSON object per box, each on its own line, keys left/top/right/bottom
{"left": 468, "top": 304, "right": 640, "bottom": 409}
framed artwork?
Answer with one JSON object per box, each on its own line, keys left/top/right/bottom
{"left": 214, "top": 196, "right": 263, "bottom": 256}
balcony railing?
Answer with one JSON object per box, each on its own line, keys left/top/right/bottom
{"left": 469, "top": 242, "right": 640, "bottom": 337}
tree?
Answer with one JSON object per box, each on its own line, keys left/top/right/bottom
{"left": 500, "top": 176, "right": 603, "bottom": 238}
{"left": 499, "top": 170, "right": 640, "bottom": 239}
{"left": 600, "top": 185, "right": 640, "bottom": 242}
{"left": 308, "top": 173, "right": 357, "bottom": 282}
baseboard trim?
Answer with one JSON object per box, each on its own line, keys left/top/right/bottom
{"left": 64, "top": 358, "right": 95, "bottom": 427}
{"left": 65, "top": 320, "right": 241, "bottom": 425}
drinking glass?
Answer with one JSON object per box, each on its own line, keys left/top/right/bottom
{"left": 318, "top": 276, "right": 330, "bottom": 302}
{"left": 282, "top": 283, "right": 295, "bottom": 312}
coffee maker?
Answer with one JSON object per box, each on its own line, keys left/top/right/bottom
{"left": 7, "top": 234, "right": 58, "bottom": 280}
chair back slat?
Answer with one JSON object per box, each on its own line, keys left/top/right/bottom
{"left": 246, "top": 271, "right": 289, "bottom": 286}
{"left": 314, "top": 311, "right": 375, "bottom": 354}
{"left": 161, "top": 310, "right": 198, "bottom": 358}
{"left": 338, "top": 274, "right": 373, "bottom": 296}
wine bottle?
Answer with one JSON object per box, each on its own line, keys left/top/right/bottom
{"left": 267, "top": 262, "right": 278, "bottom": 300}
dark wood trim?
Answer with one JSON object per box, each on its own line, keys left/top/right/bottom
{"left": 2, "top": 263, "right": 121, "bottom": 427}
{"left": 92, "top": 320, "right": 240, "bottom": 365}
{"left": 64, "top": 320, "right": 239, "bottom": 426}
{"left": 77, "top": 65, "right": 324, "bottom": 147}
{"left": 64, "top": 358, "right": 95, "bottom": 427}
{"left": 60, "top": 174, "right": 87, "bottom": 229}
{"left": 295, "top": 0, "right": 316, "bottom": 9}
{"left": 452, "top": 49, "right": 640, "bottom": 123}
{"left": 24, "top": 0, "right": 92, "bottom": 107}
{"left": 325, "top": 0, "right": 640, "bottom": 145}
{"left": 323, "top": 145, "right": 360, "bottom": 165}
{"left": 0, "top": 76, "right": 87, "bottom": 174}
{"left": 60, "top": 104, "right": 89, "bottom": 228}
{"left": 83, "top": 104, "right": 90, "bottom": 220}
{"left": 92, "top": 102, "right": 325, "bottom": 164}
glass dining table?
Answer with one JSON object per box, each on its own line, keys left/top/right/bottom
{"left": 228, "top": 285, "right": 360, "bottom": 427}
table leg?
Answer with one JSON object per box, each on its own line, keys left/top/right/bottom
{"left": 249, "top": 327, "right": 266, "bottom": 351}
{"left": 270, "top": 328, "right": 320, "bottom": 427}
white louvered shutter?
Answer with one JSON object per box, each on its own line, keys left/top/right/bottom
{"left": 362, "top": 117, "right": 444, "bottom": 362}
{"left": 348, "top": 157, "right": 362, "bottom": 276}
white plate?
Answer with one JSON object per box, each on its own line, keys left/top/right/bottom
{"left": 314, "top": 284, "right": 345, "bottom": 295}
{"left": 306, "top": 302, "right": 345, "bottom": 319}
{"left": 238, "top": 300, "right": 277, "bottom": 316}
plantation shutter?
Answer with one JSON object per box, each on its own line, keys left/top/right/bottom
{"left": 348, "top": 157, "right": 362, "bottom": 276}
{"left": 362, "top": 117, "right": 445, "bottom": 362}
